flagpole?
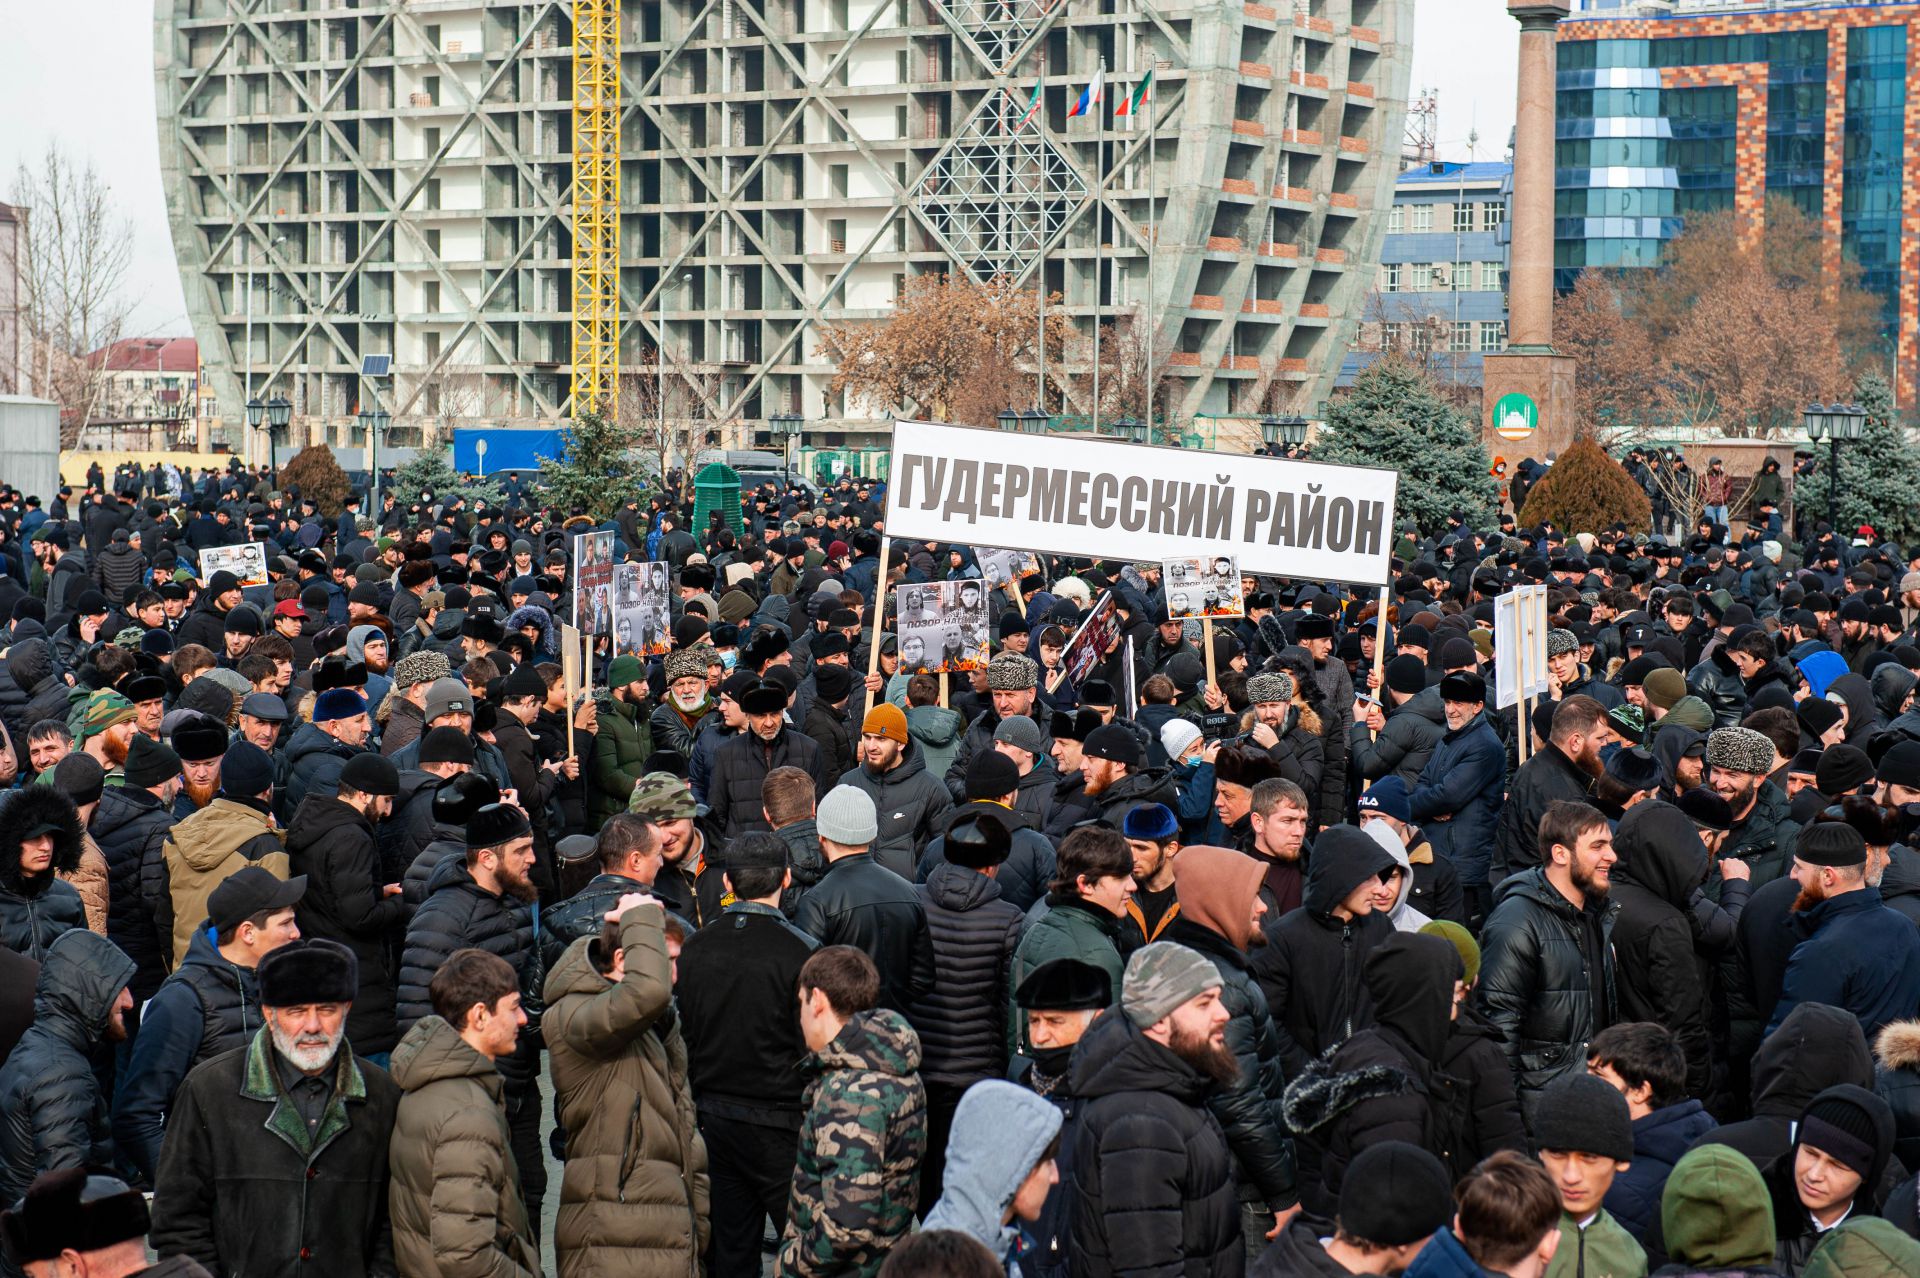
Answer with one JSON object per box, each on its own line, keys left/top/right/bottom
{"left": 1036, "top": 47, "right": 1047, "bottom": 415}
{"left": 1092, "top": 55, "right": 1106, "bottom": 435}
{"left": 1145, "top": 61, "right": 1157, "bottom": 436}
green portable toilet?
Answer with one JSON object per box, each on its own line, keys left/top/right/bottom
{"left": 694, "top": 463, "right": 743, "bottom": 538}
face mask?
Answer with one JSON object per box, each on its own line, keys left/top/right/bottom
{"left": 720, "top": 650, "right": 737, "bottom": 671}
{"left": 1029, "top": 1042, "right": 1075, "bottom": 1077}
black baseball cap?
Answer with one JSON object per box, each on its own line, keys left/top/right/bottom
{"left": 207, "top": 866, "right": 307, "bottom": 932}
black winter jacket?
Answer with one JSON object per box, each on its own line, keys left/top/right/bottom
{"left": 840, "top": 739, "right": 955, "bottom": 879}
{"left": 1610, "top": 801, "right": 1714, "bottom": 1099}
{"left": 0, "top": 786, "right": 87, "bottom": 962}
{"left": 285, "top": 794, "right": 407, "bottom": 1056}
{"left": 539, "top": 870, "right": 676, "bottom": 975}
{"left": 1474, "top": 867, "right": 1619, "bottom": 1118}
{"left": 706, "top": 724, "right": 829, "bottom": 838}
{"left": 1439, "top": 1003, "right": 1528, "bottom": 1168}
{"left": 917, "top": 801, "right": 1056, "bottom": 914}
{"left": 1164, "top": 917, "right": 1297, "bottom": 1211}
{"left": 273, "top": 721, "right": 362, "bottom": 825}
{"left": 1251, "top": 828, "right": 1399, "bottom": 1078}
{"left": 1, "top": 638, "right": 68, "bottom": 750}
{"left": 1348, "top": 694, "right": 1445, "bottom": 787}
{"left": 89, "top": 782, "right": 177, "bottom": 999}
{"left": 1282, "top": 932, "right": 1468, "bottom": 1222}
{"left": 1491, "top": 743, "right": 1592, "bottom": 884}
{"left": 1067, "top": 1008, "right": 1242, "bottom": 1278}
{"left": 909, "top": 863, "right": 1023, "bottom": 1088}
{"left": 110, "top": 927, "right": 264, "bottom": 1184}
{"left": 794, "top": 852, "right": 936, "bottom": 1014}
{"left": 943, "top": 702, "right": 1055, "bottom": 804}
{"left": 0, "top": 929, "right": 138, "bottom": 1206}
{"left": 396, "top": 854, "right": 541, "bottom": 1092}
{"left": 804, "top": 698, "right": 857, "bottom": 786}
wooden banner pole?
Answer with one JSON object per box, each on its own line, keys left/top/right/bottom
{"left": 1202, "top": 617, "right": 1216, "bottom": 691}
{"left": 865, "top": 538, "right": 894, "bottom": 718}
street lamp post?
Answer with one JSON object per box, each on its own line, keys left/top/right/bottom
{"left": 266, "top": 395, "right": 292, "bottom": 487}
{"left": 997, "top": 408, "right": 1022, "bottom": 433}
{"left": 359, "top": 403, "right": 392, "bottom": 519}
{"left": 1111, "top": 416, "right": 1149, "bottom": 444}
{"left": 770, "top": 411, "right": 803, "bottom": 484}
{"left": 245, "top": 398, "right": 266, "bottom": 468}
{"left": 1803, "top": 402, "right": 1868, "bottom": 537}
{"left": 1258, "top": 414, "right": 1309, "bottom": 455}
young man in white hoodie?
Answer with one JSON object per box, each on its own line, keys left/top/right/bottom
{"left": 922, "top": 1080, "right": 1063, "bottom": 1278}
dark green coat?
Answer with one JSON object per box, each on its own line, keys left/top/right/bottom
{"left": 592, "top": 691, "right": 653, "bottom": 825}
{"left": 150, "top": 1029, "right": 400, "bottom": 1278}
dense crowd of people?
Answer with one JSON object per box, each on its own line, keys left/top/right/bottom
{"left": 3, "top": 455, "right": 1920, "bottom": 1278}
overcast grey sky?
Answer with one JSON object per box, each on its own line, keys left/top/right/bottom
{"left": 0, "top": 0, "right": 1520, "bottom": 339}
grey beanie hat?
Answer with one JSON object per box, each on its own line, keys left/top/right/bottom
{"left": 1122, "top": 942, "right": 1223, "bottom": 1029}
{"left": 1706, "top": 725, "right": 1775, "bottom": 775}
{"left": 1546, "top": 628, "right": 1579, "bottom": 658}
{"left": 1245, "top": 671, "right": 1295, "bottom": 705}
{"left": 986, "top": 652, "right": 1039, "bottom": 691}
{"left": 816, "top": 784, "right": 879, "bottom": 846}
{"left": 992, "top": 714, "right": 1048, "bottom": 756}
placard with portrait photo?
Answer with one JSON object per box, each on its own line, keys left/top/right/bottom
{"left": 893, "top": 580, "right": 991, "bottom": 674}
{"left": 1163, "top": 554, "right": 1244, "bottom": 620}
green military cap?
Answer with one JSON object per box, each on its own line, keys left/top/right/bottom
{"left": 628, "top": 771, "right": 696, "bottom": 822}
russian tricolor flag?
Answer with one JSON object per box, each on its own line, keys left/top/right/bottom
{"left": 1068, "top": 66, "right": 1104, "bottom": 118}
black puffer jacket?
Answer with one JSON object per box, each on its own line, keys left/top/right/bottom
{"left": 1702, "top": 1002, "right": 1873, "bottom": 1173}
{"left": 705, "top": 724, "right": 829, "bottom": 838}
{"left": 0, "top": 928, "right": 138, "bottom": 1205}
{"left": 908, "top": 862, "right": 1023, "bottom": 1088}
{"left": 285, "top": 794, "right": 406, "bottom": 1056}
{"left": 1251, "top": 825, "right": 1398, "bottom": 1078}
{"left": 1164, "top": 916, "right": 1296, "bottom": 1210}
{"left": 540, "top": 871, "right": 673, "bottom": 975}
{"left": 1610, "top": 801, "right": 1714, "bottom": 1099}
{"left": 0, "top": 786, "right": 87, "bottom": 961}
{"left": 396, "top": 853, "right": 540, "bottom": 1091}
{"left": 1068, "top": 1006, "right": 1241, "bottom": 1278}
{"left": 1348, "top": 693, "right": 1445, "bottom": 786}
{"left": 88, "top": 782, "right": 177, "bottom": 999}
{"left": 1874, "top": 1021, "right": 1920, "bottom": 1172}
{"left": 1440, "top": 1002, "right": 1528, "bottom": 1167}
{"left": 839, "top": 739, "right": 954, "bottom": 879}
{"left": 916, "top": 801, "right": 1056, "bottom": 914}
{"left": 1088, "top": 766, "right": 1182, "bottom": 826}
{"left": 793, "top": 852, "right": 936, "bottom": 1014}
{"left": 274, "top": 722, "right": 361, "bottom": 824}
{"left": 1473, "top": 866, "right": 1619, "bottom": 1119}
{"left": 1282, "top": 932, "right": 1467, "bottom": 1222}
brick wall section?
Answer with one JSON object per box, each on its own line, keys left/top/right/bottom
{"left": 1562, "top": 7, "right": 1920, "bottom": 403}
{"left": 1657, "top": 64, "right": 1768, "bottom": 250}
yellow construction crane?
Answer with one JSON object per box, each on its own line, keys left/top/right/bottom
{"left": 572, "top": 0, "right": 621, "bottom": 420}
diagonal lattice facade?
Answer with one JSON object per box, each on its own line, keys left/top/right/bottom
{"left": 156, "top": 0, "right": 1412, "bottom": 455}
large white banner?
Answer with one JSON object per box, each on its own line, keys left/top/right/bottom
{"left": 883, "top": 420, "right": 1399, "bottom": 586}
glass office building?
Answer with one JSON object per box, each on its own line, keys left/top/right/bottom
{"left": 1555, "top": 2, "right": 1912, "bottom": 398}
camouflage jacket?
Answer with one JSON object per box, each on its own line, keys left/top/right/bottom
{"left": 777, "top": 1009, "right": 928, "bottom": 1278}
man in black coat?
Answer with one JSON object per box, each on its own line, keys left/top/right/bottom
{"left": 0, "top": 787, "right": 88, "bottom": 962}
{"left": 1491, "top": 695, "right": 1605, "bottom": 883}
{"left": 275, "top": 688, "right": 375, "bottom": 824}
{"left": 150, "top": 938, "right": 400, "bottom": 1278}
{"left": 1069, "top": 941, "right": 1243, "bottom": 1278}
{"left": 678, "top": 831, "right": 818, "bottom": 1278}
{"left": 706, "top": 680, "right": 829, "bottom": 838}
{"left": 1253, "top": 1140, "right": 1455, "bottom": 1278}
{"left": 1251, "top": 825, "right": 1398, "bottom": 1078}
{"left": 494, "top": 660, "right": 577, "bottom": 896}
{"left": 0, "top": 929, "right": 136, "bottom": 1207}
{"left": 1608, "top": 801, "right": 1715, "bottom": 1100}
{"left": 1280, "top": 932, "right": 1467, "bottom": 1223}
{"left": 113, "top": 868, "right": 305, "bottom": 1186}
{"left": 792, "top": 786, "right": 936, "bottom": 1014}
{"left": 908, "top": 811, "right": 1025, "bottom": 1214}
{"left": 285, "top": 753, "right": 406, "bottom": 1062}
{"left": 1475, "top": 799, "right": 1620, "bottom": 1125}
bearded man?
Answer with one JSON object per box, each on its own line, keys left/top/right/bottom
{"left": 1704, "top": 724, "right": 1801, "bottom": 897}
{"left": 1765, "top": 819, "right": 1920, "bottom": 1039}
{"left": 151, "top": 938, "right": 402, "bottom": 1278}
{"left": 1492, "top": 695, "right": 1608, "bottom": 884}
{"left": 170, "top": 714, "right": 229, "bottom": 817}
{"left": 76, "top": 691, "right": 138, "bottom": 780}
{"left": 650, "top": 646, "right": 717, "bottom": 758}
{"left": 1069, "top": 943, "right": 1247, "bottom": 1278}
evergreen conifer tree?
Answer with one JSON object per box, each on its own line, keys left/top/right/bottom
{"left": 1792, "top": 371, "right": 1920, "bottom": 544}
{"left": 537, "top": 410, "right": 650, "bottom": 522}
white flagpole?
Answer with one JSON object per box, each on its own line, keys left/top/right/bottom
{"left": 1091, "top": 55, "right": 1106, "bottom": 434}
{"left": 1145, "top": 63, "right": 1157, "bottom": 435}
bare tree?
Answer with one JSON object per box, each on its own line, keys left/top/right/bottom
{"left": 1072, "top": 308, "right": 1176, "bottom": 431}
{"left": 617, "top": 352, "right": 735, "bottom": 481}
{"left": 8, "top": 145, "right": 136, "bottom": 448}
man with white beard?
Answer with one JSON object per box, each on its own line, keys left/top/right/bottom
{"left": 150, "top": 937, "right": 402, "bottom": 1278}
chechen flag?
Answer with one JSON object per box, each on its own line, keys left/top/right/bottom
{"left": 1068, "top": 66, "right": 1104, "bottom": 118}
{"left": 1115, "top": 69, "right": 1152, "bottom": 117}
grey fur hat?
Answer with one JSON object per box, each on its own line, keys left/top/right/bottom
{"left": 1246, "top": 671, "right": 1295, "bottom": 705}
{"left": 986, "top": 652, "right": 1039, "bottom": 691}
{"left": 1706, "top": 726, "right": 1774, "bottom": 775}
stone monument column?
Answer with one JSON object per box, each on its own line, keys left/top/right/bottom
{"left": 1482, "top": 0, "right": 1578, "bottom": 470}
